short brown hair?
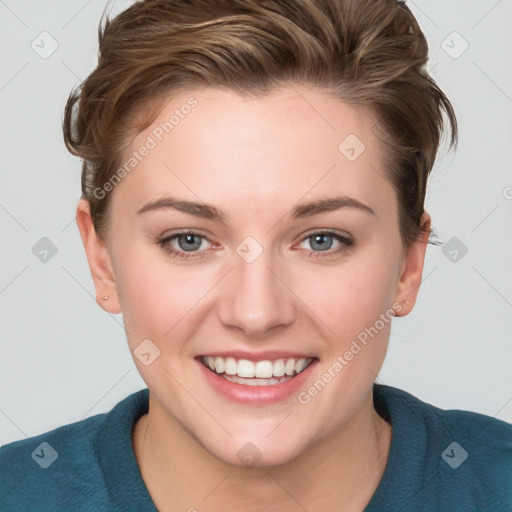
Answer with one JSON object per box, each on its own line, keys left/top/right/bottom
{"left": 63, "top": 0, "right": 458, "bottom": 245}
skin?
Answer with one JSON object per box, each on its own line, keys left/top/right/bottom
{"left": 76, "top": 85, "right": 430, "bottom": 512}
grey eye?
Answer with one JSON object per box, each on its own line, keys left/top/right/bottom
{"left": 177, "top": 234, "right": 204, "bottom": 251}
{"left": 308, "top": 233, "right": 334, "bottom": 251}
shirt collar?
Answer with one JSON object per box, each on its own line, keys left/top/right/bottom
{"left": 365, "top": 383, "right": 442, "bottom": 510}
{"left": 95, "top": 388, "right": 157, "bottom": 511}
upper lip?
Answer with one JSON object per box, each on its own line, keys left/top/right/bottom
{"left": 198, "top": 350, "right": 317, "bottom": 362}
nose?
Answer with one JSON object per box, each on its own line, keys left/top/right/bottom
{"left": 216, "top": 247, "right": 296, "bottom": 338}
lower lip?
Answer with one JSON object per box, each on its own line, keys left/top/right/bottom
{"left": 196, "top": 358, "right": 318, "bottom": 405}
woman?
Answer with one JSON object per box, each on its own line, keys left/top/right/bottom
{"left": 1, "top": 0, "right": 511, "bottom": 511}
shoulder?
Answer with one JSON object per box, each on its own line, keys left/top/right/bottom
{"left": 377, "top": 383, "right": 512, "bottom": 434}
{"left": 0, "top": 389, "right": 150, "bottom": 512}
{"left": 370, "top": 385, "right": 512, "bottom": 511}
{"left": 380, "top": 384, "right": 512, "bottom": 461}
{"left": 430, "top": 398, "right": 512, "bottom": 507}
{"left": 0, "top": 413, "right": 109, "bottom": 511}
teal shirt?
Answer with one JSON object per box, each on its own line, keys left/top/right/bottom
{"left": 1, "top": 384, "right": 511, "bottom": 511}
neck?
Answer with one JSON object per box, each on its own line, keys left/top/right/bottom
{"left": 133, "top": 389, "right": 391, "bottom": 512}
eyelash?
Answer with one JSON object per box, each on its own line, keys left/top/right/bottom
{"left": 157, "top": 230, "right": 354, "bottom": 261}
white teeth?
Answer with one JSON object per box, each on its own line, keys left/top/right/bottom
{"left": 285, "top": 359, "right": 295, "bottom": 376}
{"left": 295, "top": 359, "right": 307, "bottom": 374}
{"left": 238, "top": 359, "right": 255, "bottom": 378}
{"left": 255, "top": 360, "right": 273, "bottom": 378}
{"left": 222, "top": 374, "right": 293, "bottom": 386}
{"left": 272, "top": 359, "right": 285, "bottom": 377}
{"left": 214, "top": 357, "right": 224, "bottom": 374}
{"left": 224, "top": 357, "right": 237, "bottom": 375}
{"left": 202, "top": 355, "right": 313, "bottom": 380}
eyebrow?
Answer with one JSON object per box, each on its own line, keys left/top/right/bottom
{"left": 136, "top": 195, "right": 375, "bottom": 221}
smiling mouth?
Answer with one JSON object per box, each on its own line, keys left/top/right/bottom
{"left": 200, "top": 355, "right": 317, "bottom": 386}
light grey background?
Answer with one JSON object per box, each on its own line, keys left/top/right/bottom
{"left": 1, "top": 0, "right": 511, "bottom": 446}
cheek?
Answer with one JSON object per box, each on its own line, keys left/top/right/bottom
{"left": 112, "top": 245, "right": 205, "bottom": 343}
{"left": 292, "top": 246, "right": 401, "bottom": 337}
{"left": 292, "top": 250, "right": 400, "bottom": 421}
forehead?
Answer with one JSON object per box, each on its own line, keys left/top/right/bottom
{"left": 113, "top": 85, "right": 396, "bottom": 220}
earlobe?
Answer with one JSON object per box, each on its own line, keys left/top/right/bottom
{"left": 393, "top": 212, "right": 431, "bottom": 317}
{"left": 75, "top": 199, "right": 121, "bottom": 314}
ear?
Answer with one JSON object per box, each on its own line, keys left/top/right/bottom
{"left": 393, "top": 212, "right": 431, "bottom": 317}
{"left": 75, "top": 199, "right": 121, "bottom": 314}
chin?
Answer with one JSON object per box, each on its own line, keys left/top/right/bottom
{"left": 211, "top": 442, "right": 302, "bottom": 469}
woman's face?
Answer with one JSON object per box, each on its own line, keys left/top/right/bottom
{"left": 81, "top": 86, "right": 426, "bottom": 466}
